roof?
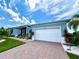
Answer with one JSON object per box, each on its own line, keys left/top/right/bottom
{"left": 31, "top": 19, "right": 70, "bottom": 26}
{"left": 73, "top": 14, "right": 79, "bottom": 18}
{"left": 8, "top": 19, "right": 70, "bottom": 29}
{"left": 8, "top": 25, "right": 29, "bottom": 29}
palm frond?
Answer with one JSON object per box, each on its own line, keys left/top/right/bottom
{"left": 68, "top": 19, "right": 79, "bottom": 31}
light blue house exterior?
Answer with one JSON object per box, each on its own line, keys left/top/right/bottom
{"left": 31, "top": 20, "right": 69, "bottom": 36}
{"left": 9, "top": 25, "right": 30, "bottom": 37}
{"left": 9, "top": 20, "right": 70, "bottom": 43}
{"left": 12, "top": 28, "right": 21, "bottom": 37}
{"left": 30, "top": 20, "right": 69, "bottom": 43}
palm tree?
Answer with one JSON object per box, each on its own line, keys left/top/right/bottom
{"left": 68, "top": 14, "right": 79, "bottom": 45}
{"left": 68, "top": 15, "right": 79, "bottom": 32}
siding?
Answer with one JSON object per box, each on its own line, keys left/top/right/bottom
{"left": 12, "top": 28, "right": 21, "bottom": 36}
{"left": 31, "top": 23, "right": 67, "bottom": 36}
{"left": 9, "top": 21, "right": 68, "bottom": 37}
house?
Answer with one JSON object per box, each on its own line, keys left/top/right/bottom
{"left": 9, "top": 20, "right": 70, "bottom": 43}
{"left": 8, "top": 25, "right": 31, "bottom": 37}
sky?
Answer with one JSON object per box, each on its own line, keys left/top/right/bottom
{"left": 0, "top": 0, "right": 79, "bottom": 28}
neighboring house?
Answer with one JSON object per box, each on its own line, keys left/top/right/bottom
{"left": 9, "top": 20, "right": 70, "bottom": 43}
{"left": 8, "top": 25, "right": 31, "bottom": 37}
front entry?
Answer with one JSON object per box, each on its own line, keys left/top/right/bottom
{"left": 21, "top": 27, "right": 26, "bottom": 36}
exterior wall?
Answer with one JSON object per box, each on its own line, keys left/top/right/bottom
{"left": 31, "top": 23, "right": 67, "bottom": 37}
{"left": 8, "top": 29, "right": 12, "bottom": 36}
{"left": 31, "top": 22, "right": 67, "bottom": 43}
{"left": 26, "top": 26, "right": 30, "bottom": 34}
{"left": 8, "top": 22, "right": 67, "bottom": 40}
{"left": 12, "top": 28, "right": 21, "bottom": 37}
{"left": 9, "top": 26, "right": 29, "bottom": 37}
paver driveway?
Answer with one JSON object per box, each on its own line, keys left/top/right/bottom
{"left": 0, "top": 41, "right": 69, "bottom": 59}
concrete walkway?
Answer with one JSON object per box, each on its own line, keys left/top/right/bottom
{"left": 0, "top": 41, "right": 69, "bottom": 59}
{"left": 62, "top": 44, "right": 79, "bottom": 56}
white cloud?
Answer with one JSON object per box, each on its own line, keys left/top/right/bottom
{"left": 1, "top": 0, "right": 79, "bottom": 27}
{"left": 3, "top": 0, "right": 7, "bottom": 7}
{"left": 13, "top": 17, "right": 23, "bottom": 23}
{"left": 27, "top": 0, "right": 40, "bottom": 10}
{"left": 9, "top": 0, "right": 21, "bottom": 8}
{"left": 0, "top": 17, "right": 5, "bottom": 20}
{"left": 47, "top": 7, "right": 60, "bottom": 15}
{"left": 0, "top": 0, "right": 32, "bottom": 27}
{"left": 3, "top": 8, "right": 23, "bottom": 23}
{"left": 0, "top": 4, "right": 31, "bottom": 24}
{"left": 0, "top": 4, "right": 3, "bottom": 8}
{"left": 27, "top": 0, "right": 61, "bottom": 12}
{"left": 73, "top": 0, "right": 79, "bottom": 8}
{"left": 57, "top": 10, "right": 76, "bottom": 20}
{"left": 22, "top": 16, "right": 30, "bottom": 24}
{"left": 26, "top": 0, "right": 79, "bottom": 19}
{"left": 4, "top": 8, "right": 19, "bottom": 17}
{"left": 9, "top": 19, "right": 14, "bottom": 22}
{"left": 26, "top": 0, "right": 63, "bottom": 12}
{"left": 28, "top": 0, "right": 36, "bottom": 9}
{"left": 54, "top": 0, "right": 79, "bottom": 21}
{"left": 15, "top": 7, "right": 18, "bottom": 11}
{"left": 56, "top": 7, "right": 79, "bottom": 21}
{"left": 31, "top": 19, "right": 36, "bottom": 24}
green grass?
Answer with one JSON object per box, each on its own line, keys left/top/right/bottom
{"left": 0, "top": 37, "right": 25, "bottom": 53}
{"left": 67, "top": 52, "right": 79, "bottom": 59}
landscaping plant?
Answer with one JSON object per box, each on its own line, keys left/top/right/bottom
{"left": 0, "top": 27, "right": 9, "bottom": 40}
{"left": 71, "top": 32, "right": 79, "bottom": 45}
{"left": 64, "top": 29, "right": 72, "bottom": 43}
{"left": 68, "top": 14, "right": 79, "bottom": 45}
{"left": 25, "top": 33, "right": 30, "bottom": 39}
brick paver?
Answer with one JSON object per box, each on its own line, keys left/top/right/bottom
{"left": 0, "top": 41, "right": 69, "bottom": 59}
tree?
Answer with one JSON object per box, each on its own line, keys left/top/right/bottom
{"left": 0, "top": 27, "right": 9, "bottom": 40}
{"left": 68, "top": 15, "right": 79, "bottom": 32}
{"left": 68, "top": 14, "right": 79, "bottom": 45}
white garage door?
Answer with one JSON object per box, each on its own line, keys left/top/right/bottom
{"left": 34, "top": 27, "right": 62, "bottom": 43}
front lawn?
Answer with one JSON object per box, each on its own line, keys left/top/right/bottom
{"left": 0, "top": 37, "right": 25, "bottom": 53}
{"left": 67, "top": 52, "right": 79, "bottom": 59}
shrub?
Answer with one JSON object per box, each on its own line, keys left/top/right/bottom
{"left": 71, "top": 32, "right": 79, "bottom": 45}
{"left": 0, "top": 28, "right": 9, "bottom": 40}
{"left": 64, "top": 29, "right": 79, "bottom": 45}
{"left": 67, "top": 15, "right": 79, "bottom": 46}
{"left": 64, "top": 29, "right": 72, "bottom": 43}
{"left": 29, "top": 29, "right": 34, "bottom": 39}
{"left": 25, "top": 33, "right": 30, "bottom": 39}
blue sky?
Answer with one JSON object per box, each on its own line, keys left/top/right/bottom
{"left": 0, "top": 0, "right": 79, "bottom": 28}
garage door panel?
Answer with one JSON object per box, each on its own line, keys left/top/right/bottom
{"left": 34, "top": 27, "right": 61, "bottom": 43}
